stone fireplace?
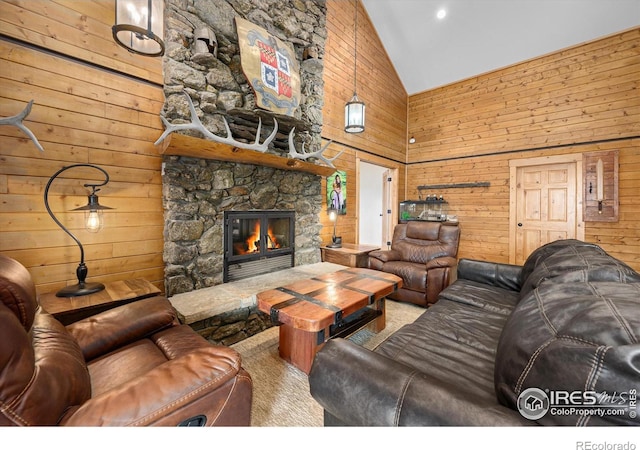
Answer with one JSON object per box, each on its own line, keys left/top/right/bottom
{"left": 159, "top": 1, "right": 331, "bottom": 345}
{"left": 162, "top": 0, "right": 329, "bottom": 299}
{"left": 162, "top": 157, "right": 322, "bottom": 297}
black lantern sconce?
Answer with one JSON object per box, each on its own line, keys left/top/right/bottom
{"left": 112, "top": 0, "right": 165, "bottom": 57}
{"left": 44, "top": 164, "right": 113, "bottom": 297}
{"left": 327, "top": 208, "right": 342, "bottom": 248}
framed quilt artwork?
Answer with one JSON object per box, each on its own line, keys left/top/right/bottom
{"left": 236, "top": 17, "right": 301, "bottom": 117}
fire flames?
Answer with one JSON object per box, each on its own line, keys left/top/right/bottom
{"left": 238, "top": 222, "right": 280, "bottom": 254}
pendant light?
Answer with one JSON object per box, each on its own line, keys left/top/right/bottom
{"left": 345, "top": 0, "right": 365, "bottom": 133}
{"left": 112, "top": 0, "right": 165, "bottom": 57}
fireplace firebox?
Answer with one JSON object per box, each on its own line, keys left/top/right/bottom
{"left": 224, "top": 210, "right": 295, "bottom": 282}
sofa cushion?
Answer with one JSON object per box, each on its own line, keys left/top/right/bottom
{"left": 519, "top": 243, "right": 640, "bottom": 300}
{"left": 439, "top": 279, "right": 519, "bottom": 315}
{"left": 1, "top": 309, "right": 92, "bottom": 425}
{"left": 376, "top": 298, "right": 510, "bottom": 403}
{"left": 495, "top": 281, "right": 640, "bottom": 425}
{"left": 519, "top": 239, "right": 597, "bottom": 288}
{"left": 391, "top": 222, "right": 459, "bottom": 264}
{"left": 377, "top": 261, "right": 426, "bottom": 292}
{"left": 405, "top": 221, "right": 440, "bottom": 240}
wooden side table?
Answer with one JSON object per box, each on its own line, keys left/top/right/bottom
{"left": 39, "top": 278, "right": 161, "bottom": 325}
{"left": 320, "top": 243, "right": 380, "bottom": 268}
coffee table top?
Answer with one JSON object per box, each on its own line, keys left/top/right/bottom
{"left": 256, "top": 268, "right": 402, "bottom": 332}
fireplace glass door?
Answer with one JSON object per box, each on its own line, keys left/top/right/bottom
{"left": 230, "top": 215, "right": 292, "bottom": 257}
{"left": 224, "top": 210, "right": 295, "bottom": 281}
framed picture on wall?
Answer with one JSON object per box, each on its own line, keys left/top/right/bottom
{"left": 327, "top": 170, "right": 346, "bottom": 215}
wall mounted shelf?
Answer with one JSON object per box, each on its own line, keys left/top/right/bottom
{"left": 417, "top": 182, "right": 491, "bottom": 190}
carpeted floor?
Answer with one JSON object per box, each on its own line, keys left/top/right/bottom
{"left": 231, "top": 299, "right": 425, "bottom": 427}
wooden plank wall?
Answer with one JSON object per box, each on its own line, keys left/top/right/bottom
{"left": 407, "top": 28, "right": 640, "bottom": 271}
{"left": 0, "top": 0, "right": 166, "bottom": 294}
{"left": 320, "top": 0, "right": 408, "bottom": 245}
{"left": 0, "top": 0, "right": 408, "bottom": 293}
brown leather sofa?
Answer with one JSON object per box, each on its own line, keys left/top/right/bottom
{"left": 310, "top": 240, "right": 640, "bottom": 426}
{"left": 0, "top": 254, "right": 252, "bottom": 426}
{"left": 368, "top": 221, "right": 460, "bottom": 306}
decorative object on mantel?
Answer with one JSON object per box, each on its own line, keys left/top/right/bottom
{"left": 236, "top": 17, "right": 300, "bottom": 117}
{"left": 344, "top": 0, "right": 365, "bottom": 133}
{"left": 157, "top": 133, "right": 336, "bottom": 177}
{"left": 155, "top": 92, "right": 341, "bottom": 168}
{"left": 0, "top": 100, "right": 44, "bottom": 152}
{"left": 288, "top": 131, "right": 342, "bottom": 168}
{"left": 155, "top": 92, "right": 278, "bottom": 152}
{"left": 192, "top": 26, "right": 217, "bottom": 63}
{"left": 583, "top": 150, "right": 619, "bottom": 222}
{"left": 112, "top": 0, "right": 164, "bottom": 57}
{"left": 44, "top": 164, "right": 113, "bottom": 297}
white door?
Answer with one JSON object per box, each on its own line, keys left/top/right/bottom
{"left": 358, "top": 161, "right": 386, "bottom": 246}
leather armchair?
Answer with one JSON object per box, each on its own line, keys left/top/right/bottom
{"left": 0, "top": 255, "right": 252, "bottom": 426}
{"left": 368, "top": 221, "right": 460, "bottom": 306}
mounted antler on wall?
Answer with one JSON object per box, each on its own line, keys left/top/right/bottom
{"left": 0, "top": 100, "right": 44, "bottom": 152}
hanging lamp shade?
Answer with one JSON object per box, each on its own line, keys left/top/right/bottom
{"left": 112, "top": 0, "right": 165, "bottom": 57}
{"left": 344, "top": 0, "right": 365, "bottom": 134}
{"left": 345, "top": 93, "right": 365, "bottom": 133}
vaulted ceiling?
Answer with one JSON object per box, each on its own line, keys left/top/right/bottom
{"left": 361, "top": 0, "right": 640, "bottom": 95}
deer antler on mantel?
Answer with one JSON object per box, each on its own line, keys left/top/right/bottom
{"left": 154, "top": 92, "right": 277, "bottom": 152}
{"left": 287, "top": 128, "right": 343, "bottom": 168}
{"left": 0, "top": 100, "right": 44, "bottom": 152}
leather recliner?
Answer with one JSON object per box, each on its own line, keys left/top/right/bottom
{"left": 0, "top": 254, "right": 252, "bottom": 426}
{"left": 368, "top": 221, "right": 460, "bottom": 306}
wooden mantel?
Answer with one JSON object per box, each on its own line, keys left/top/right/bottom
{"left": 157, "top": 133, "right": 337, "bottom": 177}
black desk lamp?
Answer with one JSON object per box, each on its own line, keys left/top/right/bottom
{"left": 44, "top": 164, "right": 113, "bottom": 297}
{"left": 327, "top": 208, "right": 342, "bottom": 248}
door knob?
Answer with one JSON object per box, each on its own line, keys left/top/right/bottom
{"left": 517, "top": 223, "right": 523, "bottom": 227}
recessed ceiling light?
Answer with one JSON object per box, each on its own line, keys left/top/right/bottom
{"left": 436, "top": 9, "right": 447, "bottom": 20}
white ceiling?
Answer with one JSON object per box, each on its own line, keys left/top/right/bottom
{"left": 361, "top": 0, "right": 640, "bottom": 95}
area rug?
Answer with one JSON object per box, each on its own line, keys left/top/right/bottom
{"left": 231, "top": 299, "right": 425, "bottom": 427}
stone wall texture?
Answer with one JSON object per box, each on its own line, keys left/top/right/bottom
{"left": 163, "top": 0, "right": 326, "bottom": 150}
{"left": 163, "top": 157, "right": 323, "bottom": 296}
{"left": 161, "top": 0, "right": 327, "bottom": 342}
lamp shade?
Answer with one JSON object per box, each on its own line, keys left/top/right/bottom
{"left": 113, "top": 0, "right": 165, "bottom": 56}
{"left": 344, "top": 93, "right": 365, "bottom": 133}
{"left": 72, "top": 191, "right": 113, "bottom": 232}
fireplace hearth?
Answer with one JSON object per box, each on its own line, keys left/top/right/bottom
{"left": 224, "top": 210, "right": 295, "bottom": 282}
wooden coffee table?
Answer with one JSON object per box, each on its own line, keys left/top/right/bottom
{"left": 256, "top": 268, "right": 402, "bottom": 374}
